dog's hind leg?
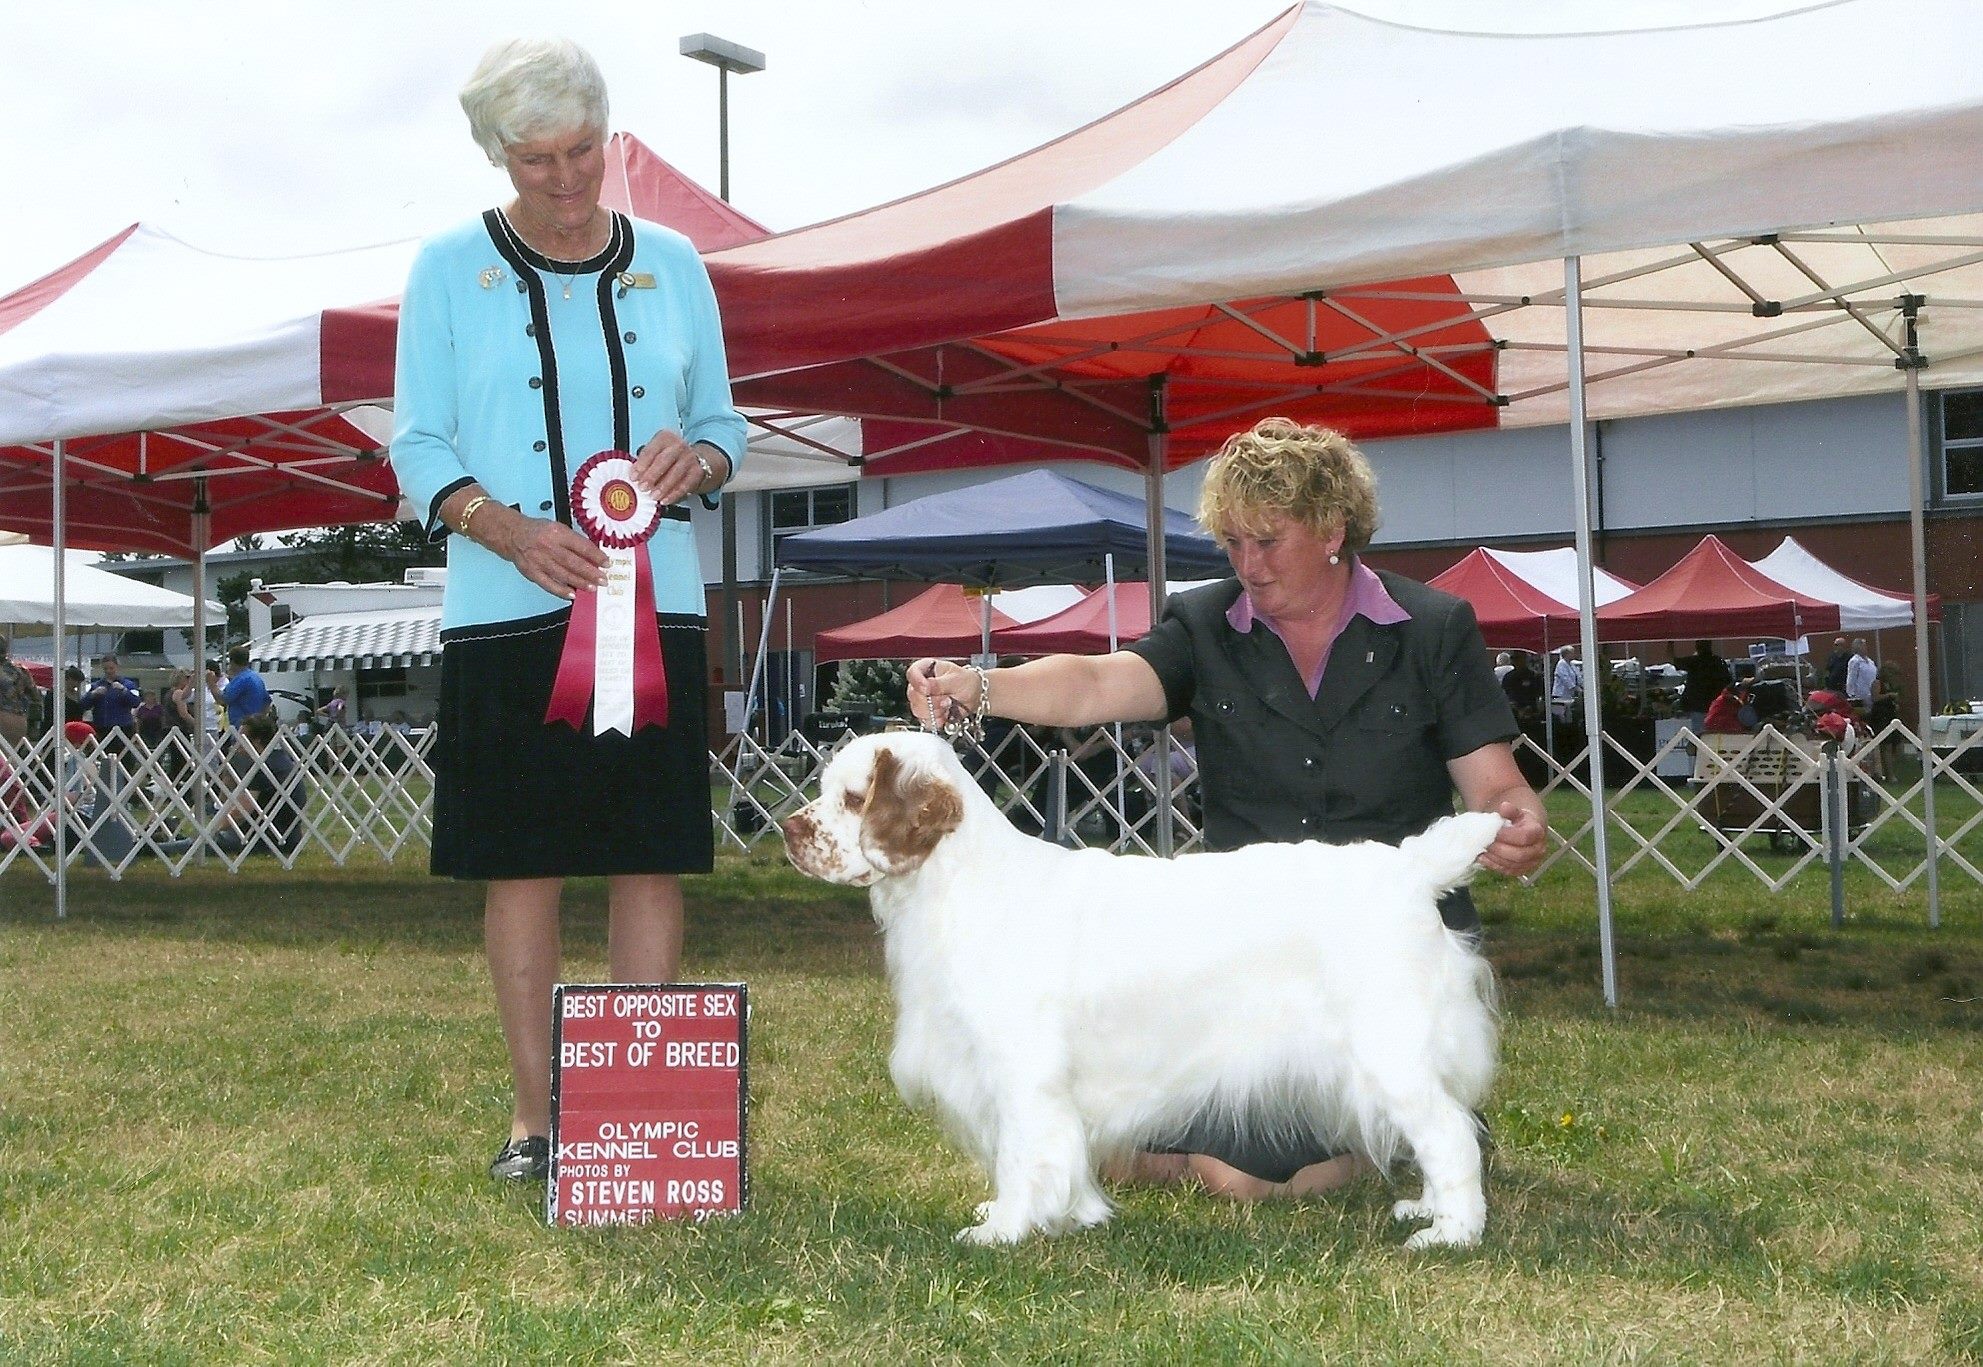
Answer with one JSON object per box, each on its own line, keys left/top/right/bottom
{"left": 1382, "top": 1088, "right": 1486, "bottom": 1250}
{"left": 1346, "top": 1025, "right": 1486, "bottom": 1249}
{"left": 956, "top": 1091, "right": 1110, "bottom": 1245}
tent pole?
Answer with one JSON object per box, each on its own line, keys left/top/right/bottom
{"left": 52, "top": 440, "right": 67, "bottom": 919}
{"left": 1565, "top": 256, "right": 1619, "bottom": 1009}
{"left": 191, "top": 489, "right": 211, "bottom": 868}
{"left": 1105, "top": 553, "right": 1126, "bottom": 849}
{"left": 1902, "top": 302, "right": 1939, "bottom": 928}
{"left": 1146, "top": 388, "right": 1174, "bottom": 858}
{"left": 741, "top": 566, "right": 781, "bottom": 741}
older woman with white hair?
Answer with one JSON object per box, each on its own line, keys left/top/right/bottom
{"left": 391, "top": 38, "right": 747, "bottom": 1183}
{"left": 910, "top": 416, "right": 1547, "bottom": 1203}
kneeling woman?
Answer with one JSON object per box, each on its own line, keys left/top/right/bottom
{"left": 910, "top": 417, "right": 1547, "bottom": 1200}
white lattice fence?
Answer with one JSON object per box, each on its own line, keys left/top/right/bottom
{"left": 6, "top": 719, "right": 1979, "bottom": 889}
{"left": 1527, "top": 721, "right": 1983, "bottom": 890}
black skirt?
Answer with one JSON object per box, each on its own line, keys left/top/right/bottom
{"left": 430, "top": 608, "right": 713, "bottom": 880}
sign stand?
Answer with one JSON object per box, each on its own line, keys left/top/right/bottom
{"left": 547, "top": 982, "right": 748, "bottom": 1227}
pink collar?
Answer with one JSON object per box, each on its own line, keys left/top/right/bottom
{"left": 1227, "top": 559, "right": 1410, "bottom": 698}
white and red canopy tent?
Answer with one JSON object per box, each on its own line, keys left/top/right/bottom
{"left": 1428, "top": 549, "right": 1638, "bottom": 654}
{"left": 1750, "top": 535, "right": 1940, "bottom": 632}
{"left": 1596, "top": 534, "right": 1844, "bottom": 643}
{"left": 701, "top": 0, "right": 1983, "bottom": 984}
{"left": 814, "top": 583, "right": 1084, "bottom": 664}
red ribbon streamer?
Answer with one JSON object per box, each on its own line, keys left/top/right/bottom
{"left": 631, "top": 547, "right": 670, "bottom": 730}
{"left": 543, "top": 552, "right": 672, "bottom": 733}
{"left": 544, "top": 581, "right": 599, "bottom": 730}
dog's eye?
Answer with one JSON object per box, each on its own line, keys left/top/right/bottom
{"left": 843, "top": 791, "right": 865, "bottom": 813}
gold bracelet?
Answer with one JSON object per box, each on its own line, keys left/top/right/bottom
{"left": 456, "top": 494, "right": 491, "bottom": 538}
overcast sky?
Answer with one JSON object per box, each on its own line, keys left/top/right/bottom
{"left": 0, "top": 0, "right": 1817, "bottom": 291}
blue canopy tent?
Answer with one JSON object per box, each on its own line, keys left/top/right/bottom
{"left": 756, "top": 469, "right": 1224, "bottom": 853}
{"left": 773, "top": 469, "right": 1226, "bottom": 587}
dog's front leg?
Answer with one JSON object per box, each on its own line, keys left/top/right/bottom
{"left": 956, "top": 1087, "right": 1110, "bottom": 1245}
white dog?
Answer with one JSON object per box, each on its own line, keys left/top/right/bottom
{"left": 781, "top": 732, "right": 1502, "bottom": 1248}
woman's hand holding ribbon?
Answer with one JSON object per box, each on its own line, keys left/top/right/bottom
{"left": 499, "top": 513, "right": 609, "bottom": 601}
{"left": 633, "top": 429, "right": 725, "bottom": 504}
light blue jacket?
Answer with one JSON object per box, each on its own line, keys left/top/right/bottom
{"left": 390, "top": 209, "right": 747, "bottom": 632}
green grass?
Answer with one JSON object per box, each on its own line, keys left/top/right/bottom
{"left": 3, "top": 849, "right": 1982, "bottom": 1364}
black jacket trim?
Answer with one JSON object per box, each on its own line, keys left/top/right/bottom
{"left": 596, "top": 221, "right": 638, "bottom": 454}
{"left": 425, "top": 475, "right": 476, "bottom": 542}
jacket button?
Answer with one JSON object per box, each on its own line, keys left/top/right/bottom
{"left": 524, "top": 323, "right": 535, "bottom": 338}
{"left": 528, "top": 377, "right": 542, "bottom": 389}
{"left": 630, "top": 385, "right": 646, "bottom": 399}
{"left": 515, "top": 281, "right": 527, "bottom": 294}
{"left": 1300, "top": 816, "right": 1313, "bottom": 829}
{"left": 1303, "top": 757, "right": 1316, "bottom": 769}
{"left": 623, "top": 331, "right": 637, "bottom": 343}
{"left": 532, "top": 440, "right": 547, "bottom": 452}
{"left": 539, "top": 500, "right": 553, "bottom": 512}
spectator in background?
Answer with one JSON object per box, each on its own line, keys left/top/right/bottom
{"left": 1845, "top": 638, "right": 1877, "bottom": 710}
{"left": 0, "top": 636, "right": 34, "bottom": 747}
{"left": 1865, "top": 662, "right": 1902, "bottom": 781}
{"left": 1493, "top": 651, "right": 1513, "bottom": 682}
{"left": 206, "top": 645, "right": 270, "bottom": 733}
{"left": 136, "top": 686, "right": 167, "bottom": 747}
{"left": 1501, "top": 651, "right": 1544, "bottom": 728}
{"left": 1676, "top": 640, "right": 1732, "bottom": 734}
{"left": 1824, "top": 636, "right": 1851, "bottom": 694}
{"left": 315, "top": 685, "right": 349, "bottom": 730}
{"left": 80, "top": 654, "right": 142, "bottom": 768}
{"left": 61, "top": 666, "right": 87, "bottom": 727}
{"left": 1703, "top": 680, "right": 1757, "bottom": 734}
{"left": 163, "top": 669, "right": 198, "bottom": 782}
{"left": 1551, "top": 645, "right": 1580, "bottom": 723}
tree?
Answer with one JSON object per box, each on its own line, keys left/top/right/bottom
{"left": 825, "top": 659, "right": 909, "bottom": 717}
{"left": 281, "top": 521, "right": 442, "bottom": 585}
{"left": 216, "top": 570, "right": 257, "bottom": 643}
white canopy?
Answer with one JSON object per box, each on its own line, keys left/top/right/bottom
{"left": 0, "top": 544, "right": 220, "bottom": 628}
{"left": 1478, "top": 548, "right": 1637, "bottom": 610}
{"left": 1749, "top": 535, "right": 1926, "bottom": 633}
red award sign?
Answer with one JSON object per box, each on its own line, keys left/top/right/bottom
{"left": 547, "top": 983, "right": 748, "bottom": 1227}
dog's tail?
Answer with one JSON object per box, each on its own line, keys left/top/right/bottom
{"left": 1397, "top": 810, "right": 1505, "bottom": 897}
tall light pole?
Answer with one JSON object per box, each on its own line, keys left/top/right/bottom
{"left": 681, "top": 33, "right": 765, "bottom": 686}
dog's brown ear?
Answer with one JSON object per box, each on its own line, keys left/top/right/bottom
{"left": 862, "top": 745, "right": 964, "bottom": 874}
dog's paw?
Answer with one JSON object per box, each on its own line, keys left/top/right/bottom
{"left": 1403, "top": 1218, "right": 1482, "bottom": 1250}
{"left": 1390, "top": 1197, "right": 1436, "bottom": 1224}
{"left": 972, "top": 1199, "right": 995, "bottom": 1221}
{"left": 1068, "top": 1190, "right": 1114, "bottom": 1230}
{"left": 955, "top": 1220, "right": 1029, "bottom": 1246}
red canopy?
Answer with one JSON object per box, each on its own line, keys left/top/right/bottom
{"left": 814, "top": 584, "right": 1017, "bottom": 664}
{"left": 1596, "top": 535, "right": 1842, "bottom": 642}
{"left": 998, "top": 582, "right": 1156, "bottom": 656}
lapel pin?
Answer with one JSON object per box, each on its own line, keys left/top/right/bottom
{"left": 1366, "top": 651, "right": 1375, "bottom": 664}
{"left": 479, "top": 266, "right": 505, "bottom": 290}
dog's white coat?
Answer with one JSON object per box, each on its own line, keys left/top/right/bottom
{"left": 782, "top": 732, "right": 1501, "bottom": 1248}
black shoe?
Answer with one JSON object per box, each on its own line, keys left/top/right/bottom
{"left": 489, "top": 1135, "right": 549, "bottom": 1182}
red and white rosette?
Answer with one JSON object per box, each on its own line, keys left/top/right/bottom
{"left": 545, "top": 450, "right": 670, "bottom": 735}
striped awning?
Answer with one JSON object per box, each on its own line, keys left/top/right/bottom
{"left": 251, "top": 605, "right": 440, "bottom": 672}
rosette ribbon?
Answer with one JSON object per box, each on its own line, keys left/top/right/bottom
{"left": 545, "top": 450, "right": 670, "bottom": 735}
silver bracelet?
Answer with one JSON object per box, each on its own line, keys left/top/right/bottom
{"left": 935, "top": 664, "right": 991, "bottom": 746}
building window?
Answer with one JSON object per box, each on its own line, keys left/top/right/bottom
{"left": 1941, "top": 390, "right": 1983, "bottom": 499}
{"left": 766, "top": 484, "right": 855, "bottom": 570}
{"left": 356, "top": 666, "right": 408, "bottom": 701}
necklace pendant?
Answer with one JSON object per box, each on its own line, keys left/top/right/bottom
{"left": 562, "top": 283, "right": 572, "bottom": 301}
